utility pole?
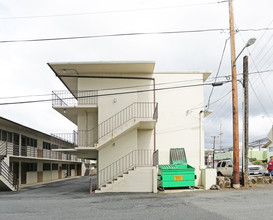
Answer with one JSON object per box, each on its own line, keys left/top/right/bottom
{"left": 219, "top": 122, "right": 223, "bottom": 152}
{"left": 243, "top": 56, "right": 249, "bottom": 187}
{"left": 211, "top": 136, "right": 218, "bottom": 168}
{"left": 228, "top": 0, "right": 240, "bottom": 189}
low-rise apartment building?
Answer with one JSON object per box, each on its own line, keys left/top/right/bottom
{"left": 48, "top": 61, "right": 213, "bottom": 192}
{"left": 0, "top": 117, "right": 87, "bottom": 191}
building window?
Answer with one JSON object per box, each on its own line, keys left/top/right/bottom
{"left": 52, "top": 164, "right": 58, "bottom": 170}
{"left": 43, "top": 163, "right": 51, "bottom": 171}
{"left": 1, "top": 130, "right": 7, "bottom": 141}
{"left": 22, "top": 136, "right": 37, "bottom": 147}
{"left": 21, "top": 136, "right": 26, "bottom": 146}
{"left": 62, "top": 164, "right": 67, "bottom": 170}
{"left": 70, "top": 164, "right": 75, "bottom": 169}
{"left": 27, "top": 163, "right": 37, "bottom": 172}
{"left": 43, "top": 142, "right": 51, "bottom": 150}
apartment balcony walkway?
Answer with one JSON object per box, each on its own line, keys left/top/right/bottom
{"left": 52, "top": 90, "right": 98, "bottom": 125}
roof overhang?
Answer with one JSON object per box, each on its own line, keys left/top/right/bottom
{"left": 48, "top": 61, "right": 156, "bottom": 92}
{"left": 154, "top": 71, "right": 211, "bottom": 82}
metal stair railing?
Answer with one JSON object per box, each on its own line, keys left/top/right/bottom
{"left": 78, "top": 102, "right": 158, "bottom": 147}
{"left": 98, "top": 149, "right": 153, "bottom": 188}
{"left": 0, "top": 160, "right": 18, "bottom": 190}
{"left": 51, "top": 102, "right": 158, "bottom": 148}
{"left": 0, "top": 142, "right": 7, "bottom": 160}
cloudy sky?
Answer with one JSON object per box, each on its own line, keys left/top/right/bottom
{"left": 0, "top": 0, "right": 272, "bottom": 150}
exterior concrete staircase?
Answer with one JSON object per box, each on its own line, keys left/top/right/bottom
{"left": 95, "top": 149, "right": 156, "bottom": 193}
{"left": 0, "top": 142, "right": 17, "bottom": 191}
{"left": 78, "top": 102, "right": 158, "bottom": 148}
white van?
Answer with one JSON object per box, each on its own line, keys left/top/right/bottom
{"left": 216, "top": 159, "right": 266, "bottom": 177}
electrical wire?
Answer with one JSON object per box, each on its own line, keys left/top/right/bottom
{"left": 206, "top": 37, "right": 229, "bottom": 110}
{"left": 0, "top": 28, "right": 228, "bottom": 44}
{"left": 237, "top": 31, "right": 273, "bottom": 108}
{"left": 0, "top": 28, "right": 272, "bottom": 44}
{"left": 249, "top": 79, "right": 273, "bottom": 124}
{"left": 0, "top": 80, "right": 231, "bottom": 106}
{"left": 0, "top": 1, "right": 228, "bottom": 20}
{"left": 0, "top": 76, "right": 215, "bottom": 100}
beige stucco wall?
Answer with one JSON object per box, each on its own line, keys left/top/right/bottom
{"left": 52, "top": 170, "right": 58, "bottom": 180}
{"left": 137, "top": 130, "right": 153, "bottom": 149}
{"left": 154, "top": 73, "right": 205, "bottom": 186}
{"left": 43, "top": 171, "right": 52, "bottom": 182}
{"left": 71, "top": 169, "right": 76, "bottom": 176}
{"left": 26, "top": 172, "right": 37, "bottom": 184}
{"left": 98, "top": 129, "right": 137, "bottom": 170}
{"left": 78, "top": 77, "right": 154, "bottom": 124}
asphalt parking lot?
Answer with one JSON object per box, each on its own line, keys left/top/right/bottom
{"left": 0, "top": 176, "right": 273, "bottom": 220}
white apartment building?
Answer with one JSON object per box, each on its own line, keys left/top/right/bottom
{"left": 49, "top": 61, "right": 214, "bottom": 192}
{"left": 0, "top": 117, "right": 86, "bottom": 191}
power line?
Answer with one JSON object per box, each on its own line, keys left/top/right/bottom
{"left": 206, "top": 37, "right": 229, "bottom": 110}
{"left": 237, "top": 30, "right": 273, "bottom": 108}
{"left": 1, "top": 68, "right": 271, "bottom": 102}
{"left": 0, "top": 28, "right": 228, "bottom": 44}
{"left": 249, "top": 79, "right": 273, "bottom": 124}
{"left": 0, "top": 1, "right": 228, "bottom": 20}
{"left": 1, "top": 28, "right": 273, "bottom": 44}
{"left": 0, "top": 80, "right": 231, "bottom": 106}
{"left": 0, "top": 77, "right": 214, "bottom": 100}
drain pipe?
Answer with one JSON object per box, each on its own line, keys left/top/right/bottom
{"left": 153, "top": 78, "right": 156, "bottom": 153}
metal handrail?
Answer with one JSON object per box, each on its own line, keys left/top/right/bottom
{"left": 97, "top": 102, "right": 157, "bottom": 140}
{"left": 52, "top": 90, "right": 98, "bottom": 107}
{"left": 52, "top": 102, "right": 158, "bottom": 148}
{"left": 0, "top": 142, "right": 7, "bottom": 158}
{"left": 0, "top": 160, "right": 18, "bottom": 190}
{"left": 98, "top": 149, "right": 153, "bottom": 188}
{"left": 2, "top": 142, "right": 77, "bottom": 162}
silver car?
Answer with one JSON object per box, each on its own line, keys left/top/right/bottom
{"left": 217, "top": 159, "right": 266, "bottom": 177}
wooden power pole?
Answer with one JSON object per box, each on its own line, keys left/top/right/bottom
{"left": 219, "top": 122, "right": 223, "bottom": 152}
{"left": 212, "top": 136, "right": 218, "bottom": 168}
{"left": 228, "top": 0, "right": 240, "bottom": 189}
{"left": 243, "top": 56, "right": 249, "bottom": 187}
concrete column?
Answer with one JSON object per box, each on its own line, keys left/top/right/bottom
{"left": 18, "top": 161, "right": 21, "bottom": 186}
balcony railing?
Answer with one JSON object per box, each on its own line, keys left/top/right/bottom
{"left": 98, "top": 149, "right": 153, "bottom": 188}
{"left": 52, "top": 102, "right": 158, "bottom": 148}
{"left": 0, "top": 142, "right": 79, "bottom": 162}
{"left": 52, "top": 90, "right": 98, "bottom": 107}
{"left": 51, "top": 132, "right": 78, "bottom": 149}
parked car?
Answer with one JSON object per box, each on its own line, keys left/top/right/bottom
{"left": 216, "top": 159, "right": 266, "bottom": 177}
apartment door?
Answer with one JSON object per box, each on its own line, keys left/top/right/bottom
{"left": 13, "top": 133, "right": 19, "bottom": 156}
{"left": 58, "top": 166, "right": 62, "bottom": 179}
{"left": 77, "top": 164, "right": 82, "bottom": 176}
{"left": 13, "top": 162, "right": 19, "bottom": 183}
{"left": 21, "top": 162, "right": 27, "bottom": 184}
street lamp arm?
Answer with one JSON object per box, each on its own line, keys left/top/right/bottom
{"left": 234, "top": 46, "right": 246, "bottom": 65}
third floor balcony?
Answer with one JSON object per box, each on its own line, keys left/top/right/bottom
{"left": 52, "top": 90, "right": 98, "bottom": 124}
{"left": 52, "top": 90, "right": 98, "bottom": 107}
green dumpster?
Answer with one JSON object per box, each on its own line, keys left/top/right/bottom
{"left": 158, "top": 148, "right": 196, "bottom": 189}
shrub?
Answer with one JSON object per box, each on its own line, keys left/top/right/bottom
{"left": 252, "top": 160, "right": 262, "bottom": 165}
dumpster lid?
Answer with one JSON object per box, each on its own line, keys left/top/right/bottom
{"left": 170, "top": 148, "right": 187, "bottom": 165}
